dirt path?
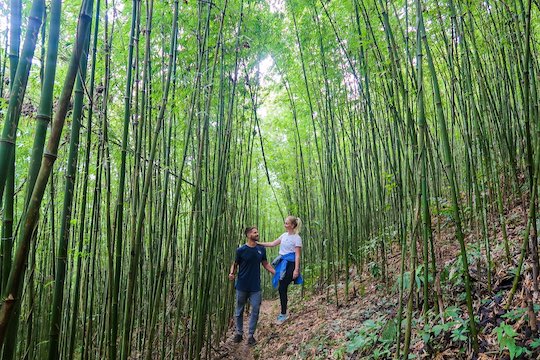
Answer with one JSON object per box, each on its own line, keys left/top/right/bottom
{"left": 213, "top": 300, "right": 276, "bottom": 360}
{"left": 215, "top": 279, "right": 396, "bottom": 359}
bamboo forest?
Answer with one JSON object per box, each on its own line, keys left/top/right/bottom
{"left": 3, "top": 0, "right": 540, "bottom": 358}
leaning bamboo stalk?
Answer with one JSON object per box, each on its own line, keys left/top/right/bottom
{"left": 47, "top": 16, "right": 93, "bottom": 360}
{"left": 0, "top": 0, "right": 94, "bottom": 345}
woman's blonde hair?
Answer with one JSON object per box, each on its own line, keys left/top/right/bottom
{"left": 286, "top": 215, "right": 302, "bottom": 234}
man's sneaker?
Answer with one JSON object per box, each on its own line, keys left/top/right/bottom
{"left": 233, "top": 334, "right": 242, "bottom": 343}
{"left": 247, "top": 336, "right": 256, "bottom": 346}
{"left": 276, "top": 313, "right": 288, "bottom": 324}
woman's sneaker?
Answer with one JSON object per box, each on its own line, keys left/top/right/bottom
{"left": 276, "top": 313, "right": 288, "bottom": 324}
{"left": 233, "top": 334, "right": 242, "bottom": 343}
{"left": 247, "top": 336, "right": 257, "bottom": 346}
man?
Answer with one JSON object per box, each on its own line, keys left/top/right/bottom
{"left": 229, "top": 226, "right": 275, "bottom": 345}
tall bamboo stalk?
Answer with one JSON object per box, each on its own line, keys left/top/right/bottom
{"left": 0, "top": 0, "right": 45, "bottom": 202}
{"left": 47, "top": 15, "right": 93, "bottom": 360}
{"left": 0, "top": 0, "right": 94, "bottom": 345}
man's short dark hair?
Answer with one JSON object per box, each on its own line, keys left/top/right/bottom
{"left": 244, "top": 226, "right": 257, "bottom": 237}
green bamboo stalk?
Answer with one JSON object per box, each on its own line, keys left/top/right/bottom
{"left": 47, "top": 15, "right": 93, "bottom": 360}
{"left": 507, "top": 138, "right": 540, "bottom": 307}
{"left": 67, "top": 0, "right": 101, "bottom": 358}
{"left": 521, "top": 0, "right": 539, "bottom": 291}
{"left": 415, "top": 0, "right": 432, "bottom": 317}
{"left": 8, "top": 0, "right": 21, "bottom": 87}
{"left": 24, "top": 0, "right": 61, "bottom": 209}
{"left": 110, "top": 0, "right": 139, "bottom": 355}
{"left": 424, "top": 1, "right": 479, "bottom": 350}
{"left": 0, "top": 0, "right": 21, "bottom": 299}
{"left": 506, "top": 0, "right": 536, "bottom": 306}
{"left": 0, "top": 0, "right": 45, "bottom": 202}
{"left": 1, "top": 1, "right": 63, "bottom": 350}
{"left": 0, "top": 33, "right": 7, "bottom": 98}
{"left": 120, "top": 0, "right": 178, "bottom": 356}
{"left": 0, "top": 0, "right": 94, "bottom": 345}
{"left": 100, "top": 0, "right": 117, "bottom": 355}
{"left": 81, "top": 106, "right": 105, "bottom": 360}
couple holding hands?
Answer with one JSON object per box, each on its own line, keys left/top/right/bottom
{"left": 228, "top": 216, "right": 303, "bottom": 346}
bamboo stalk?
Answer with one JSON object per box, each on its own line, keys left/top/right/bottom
{"left": 0, "top": 0, "right": 94, "bottom": 345}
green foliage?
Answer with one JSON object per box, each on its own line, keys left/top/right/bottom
{"left": 345, "top": 317, "right": 395, "bottom": 358}
{"left": 297, "top": 332, "right": 340, "bottom": 360}
{"left": 394, "top": 264, "right": 432, "bottom": 293}
{"left": 439, "top": 307, "right": 473, "bottom": 344}
{"left": 301, "top": 262, "right": 324, "bottom": 289}
{"left": 408, "top": 306, "right": 482, "bottom": 355}
{"left": 368, "top": 261, "right": 382, "bottom": 279}
{"left": 383, "top": 171, "right": 397, "bottom": 193}
{"left": 346, "top": 321, "right": 379, "bottom": 352}
{"left": 529, "top": 338, "right": 540, "bottom": 349}
{"left": 501, "top": 308, "right": 528, "bottom": 321}
{"left": 441, "top": 245, "right": 482, "bottom": 290}
{"left": 333, "top": 346, "right": 346, "bottom": 360}
{"left": 494, "top": 322, "right": 527, "bottom": 360}
{"left": 449, "top": 322, "right": 468, "bottom": 342}
{"left": 431, "top": 197, "right": 452, "bottom": 220}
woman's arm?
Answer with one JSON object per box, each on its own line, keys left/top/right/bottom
{"left": 257, "top": 238, "right": 281, "bottom": 248}
{"left": 293, "top": 247, "right": 301, "bottom": 279}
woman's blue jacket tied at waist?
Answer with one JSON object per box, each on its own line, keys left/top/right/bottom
{"left": 272, "top": 252, "right": 304, "bottom": 289}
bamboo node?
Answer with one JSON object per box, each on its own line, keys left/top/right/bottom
{"left": 36, "top": 113, "right": 52, "bottom": 122}
{"left": 43, "top": 151, "right": 58, "bottom": 161}
{"left": 0, "top": 138, "right": 15, "bottom": 146}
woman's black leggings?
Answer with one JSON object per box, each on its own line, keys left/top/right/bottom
{"left": 278, "top": 261, "right": 295, "bottom": 315}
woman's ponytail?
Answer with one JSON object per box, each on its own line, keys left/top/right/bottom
{"left": 294, "top": 217, "right": 302, "bottom": 234}
{"left": 286, "top": 215, "right": 302, "bottom": 234}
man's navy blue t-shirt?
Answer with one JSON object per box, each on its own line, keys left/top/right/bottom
{"left": 235, "top": 244, "right": 267, "bottom": 292}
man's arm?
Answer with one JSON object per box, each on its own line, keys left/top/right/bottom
{"left": 257, "top": 238, "right": 281, "bottom": 248}
{"left": 293, "top": 247, "right": 301, "bottom": 279}
{"left": 262, "top": 260, "right": 275, "bottom": 275}
{"left": 229, "top": 262, "right": 238, "bottom": 280}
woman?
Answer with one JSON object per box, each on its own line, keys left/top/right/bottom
{"left": 258, "top": 215, "right": 303, "bottom": 324}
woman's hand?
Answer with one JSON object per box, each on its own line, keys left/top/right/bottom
{"left": 294, "top": 247, "right": 301, "bottom": 280}
{"left": 228, "top": 273, "right": 235, "bottom": 281}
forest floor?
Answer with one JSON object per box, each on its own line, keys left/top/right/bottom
{"left": 214, "top": 200, "right": 540, "bottom": 359}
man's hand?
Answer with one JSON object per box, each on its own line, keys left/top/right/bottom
{"left": 293, "top": 269, "right": 299, "bottom": 280}
{"left": 229, "top": 262, "right": 237, "bottom": 281}
{"left": 262, "top": 261, "right": 275, "bottom": 275}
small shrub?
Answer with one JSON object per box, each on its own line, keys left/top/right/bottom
{"left": 494, "top": 321, "right": 527, "bottom": 360}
